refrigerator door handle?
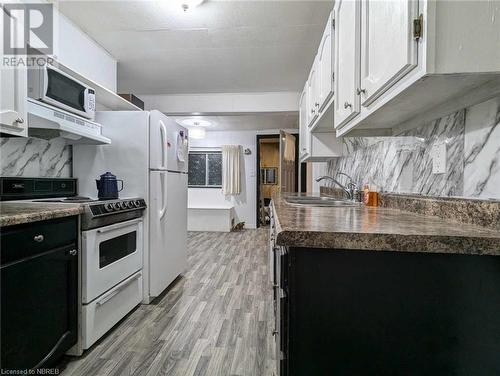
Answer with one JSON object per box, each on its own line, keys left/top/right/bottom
{"left": 159, "top": 121, "right": 168, "bottom": 169}
{"left": 159, "top": 171, "right": 167, "bottom": 220}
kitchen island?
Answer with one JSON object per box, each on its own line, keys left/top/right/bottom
{"left": 270, "top": 193, "right": 500, "bottom": 376}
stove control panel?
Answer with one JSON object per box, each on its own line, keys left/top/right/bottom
{"left": 90, "top": 198, "right": 146, "bottom": 217}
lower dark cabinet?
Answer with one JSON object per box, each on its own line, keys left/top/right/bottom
{"left": 274, "top": 246, "right": 500, "bottom": 376}
{"left": 1, "top": 216, "right": 78, "bottom": 371}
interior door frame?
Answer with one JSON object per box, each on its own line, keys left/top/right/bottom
{"left": 256, "top": 133, "right": 300, "bottom": 228}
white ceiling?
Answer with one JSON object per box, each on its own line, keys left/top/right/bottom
{"left": 174, "top": 112, "right": 298, "bottom": 131}
{"left": 57, "top": 0, "right": 334, "bottom": 95}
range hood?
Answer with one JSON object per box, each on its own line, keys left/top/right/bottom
{"left": 27, "top": 98, "right": 111, "bottom": 145}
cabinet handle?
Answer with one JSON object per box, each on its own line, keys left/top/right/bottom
{"left": 96, "top": 218, "right": 141, "bottom": 233}
{"left": 315, "top": 102, "right": 319, "bottom": 107}
{"left": 33, "top": 234, "right": 44, "bottom": 242}
{"left": 272, "top": 330, "right": 279, "bottom": 336}
{"left": 96, "top": 273, "right": 141, "bottom": 306}
{"left": 356, "top": 88, "right": 366, "bottom": 95}
{"left": 15, "top": 117, "right": 24, "bottom": 124}
{"left": 310, "top": 109, "right": 315, "bottom": 114}
{"left": 344, "top": 102, "right": 352, "bottom": 109}
{"left": 69, "top": 249, "right": 77, "bottom": 256}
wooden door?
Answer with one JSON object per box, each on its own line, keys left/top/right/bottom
{"left": 360, "top": 0, "right": 418, "bottom": 106}
{"left": 334, "top": 0, "right": 361, "bottom": 129}
{"left": 279, "top": 131, "right": 296, "bottom": 194}
{"left": 318, "top": 12, "right": 334, "bottom": 111}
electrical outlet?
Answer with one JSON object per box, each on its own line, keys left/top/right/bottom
{"left": 432, "top": 142, "right": 447, "bottom": 174}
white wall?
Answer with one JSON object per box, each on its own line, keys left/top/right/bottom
{"left": 188, "top": 129, "right": 297, "bottom": 229}
{"left": 323, "top": 97, "right": 500, "bottom": 199}
{"left": 310, "top": 162, "right": 328, "bottom": 192}
{"left": 142, "top": 92, "right": 300, "bottom": 114}
{"left": 55, "top": 12, "right": 117, "bottom": 92}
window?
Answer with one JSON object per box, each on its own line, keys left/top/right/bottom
{"left": 188, "top": 151, "right": 222, "bottom": 188}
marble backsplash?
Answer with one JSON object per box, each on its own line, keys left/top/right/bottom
{"left": 326, "top": 96, "right": 500, "bottom": 200}
{"left": 0, "top": 137, "right": 72, "bottom": 177}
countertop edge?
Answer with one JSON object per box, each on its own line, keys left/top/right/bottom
{"left": 0, "top": 207, "right": 84, "bottom": 227}
{"left": 271, "top": 198, "right": 500, "bottom": 256}
{"left": 274, "top": 230, "right": 500, "bottom": 256}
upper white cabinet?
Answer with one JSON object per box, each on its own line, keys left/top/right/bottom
{"left": 0, "top": 8, "right": 27, "bottom": 137}
{"left": 300, "top": 9, "right": 343, "bottom": 162}
{"left": 299, "top": 87, "right": 310, "bottom": 159}
{"left": 299, "top": 96, "right": 342, "bottom": 162}
{"left": 359, "top": 0, "right": 418, "bottom": 106}
{"left": 0, "top": 67, "right": 27, "bottom": 137}
{"left": 335, "top": 0, "right": 500, "bottom": 136}
{"left": 318, "top": 12, "right": 334, "bottom": 111}
{"left": 334, "top": 0, "right": 360, "bottom": 129}
{"left": 306, "top": 56, "right": 319, "bottom": 126}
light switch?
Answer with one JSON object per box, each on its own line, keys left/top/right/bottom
{"left": 432, "top": 142, "right": 447, "bottom": 174}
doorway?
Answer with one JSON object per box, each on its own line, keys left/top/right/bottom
{"left": 256, "top": 133, "right": 300, "bottom": 227}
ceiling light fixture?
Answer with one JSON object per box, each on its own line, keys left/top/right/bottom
{"left": 179, "top": 118, "right": 212, "bottom": 128}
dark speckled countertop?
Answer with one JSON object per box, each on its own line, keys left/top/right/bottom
{"left": 0, "top": 202, "right": 84, "bottom": 227}
{"left": 271, "top": 193, "right": 500, "bottom": 255}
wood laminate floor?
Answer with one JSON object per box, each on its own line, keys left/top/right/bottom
{"left": 59, "top": 229, "right": 276, "bottom": 376}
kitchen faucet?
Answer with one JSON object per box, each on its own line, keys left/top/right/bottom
{"left": 316, "top": 172, "right": 359, "bottom": 200}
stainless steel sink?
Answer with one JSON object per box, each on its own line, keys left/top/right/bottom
{"left": 284, "top": 196, "right": 359, "bottom": 207}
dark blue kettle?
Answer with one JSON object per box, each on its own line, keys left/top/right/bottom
{"left": 96, "top": 172, "right": 123, "bottom": 200}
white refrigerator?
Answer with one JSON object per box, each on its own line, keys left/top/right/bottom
{"left": 73, "top": 110, "right": 189, "bottom": 302}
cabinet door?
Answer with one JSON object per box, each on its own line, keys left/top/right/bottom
{"left": 334, "top": 0, "right": 361, "bottom": 129}
{"left": 359, "top": 0, "right": 418, "bottom": 106}
{"left": 307, "top": 57, "right": 319, "bottom": 127}
{"left": 0, "top": 7, "right": 27, "bottom": 137}
{"left": 1, "top": 244, "right": 78, "bottom": 369}
{"left": 318, "top": 12, "right": 334, "bottom": 111}
{"left": 299, "top": 88, "right": 310, "bottom": 159}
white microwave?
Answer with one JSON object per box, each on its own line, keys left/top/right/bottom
{"left": 28, "top": 64, "right": 96, "bottom": 120}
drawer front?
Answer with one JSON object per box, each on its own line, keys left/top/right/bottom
{"left": 1, "top": 216, "right": 78, "bottom": 265}
{"left": 82, "top": 271, "right": 142, "bottom": 349}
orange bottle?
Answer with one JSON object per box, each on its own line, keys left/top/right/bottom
{"left": 363, "top": 184, "right": 370, "bottom": 205}
{"left": 367, "top": 185, "right": 379, "bottom": 207}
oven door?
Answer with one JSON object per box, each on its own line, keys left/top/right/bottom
{"left": 42, "top": 65, "right": 95, "bottom": 119}
{"left": 81, "top": 218, "right": 143, "bottom": 304}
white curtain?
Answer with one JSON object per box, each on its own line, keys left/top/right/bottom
{"left": 284, "top": 133, "right": 296, "bottom": 162}
{"left": 222, "top": 145, "right": 241, "bottom": 195}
